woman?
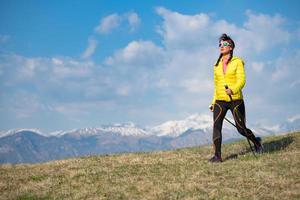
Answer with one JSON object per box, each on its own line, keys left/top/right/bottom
{"left": 209, "top": 33, "right": 263, "bottom": 162}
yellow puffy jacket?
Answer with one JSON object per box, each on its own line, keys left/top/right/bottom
{"left": 212, "top": 56, "right": 245, "bottom": 104}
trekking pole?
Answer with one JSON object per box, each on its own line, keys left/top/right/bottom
{"left": 224, "top": 85, "right": 257, "bottom": 157}
{"left": 224, "top": 117, "right": 237, "bottom": 128}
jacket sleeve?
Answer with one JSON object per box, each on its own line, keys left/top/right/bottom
{"left": 231, "top": 59, "right": 246, "bottom": 94}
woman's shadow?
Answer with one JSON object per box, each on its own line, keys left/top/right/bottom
{"left": 224, "top": 136, "right": 294, "bottom": 161}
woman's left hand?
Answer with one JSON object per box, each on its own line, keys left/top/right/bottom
{"left": 225, "top": 88, "right": 233, "bottom": 95}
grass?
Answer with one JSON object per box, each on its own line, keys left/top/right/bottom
{"left": 0, "top": 132, "right": 299, "bottom": 200}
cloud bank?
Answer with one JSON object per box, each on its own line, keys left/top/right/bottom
{"left": 1, "top": 8, "right": 299, "bottom": 131}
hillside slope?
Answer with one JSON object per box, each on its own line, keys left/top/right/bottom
{"left": 0, "top": 132, "right": 299, "bottom": 200}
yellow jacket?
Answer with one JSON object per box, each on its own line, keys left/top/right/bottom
{"left": 212, "top": 56, "right": 245, "bottom": 104}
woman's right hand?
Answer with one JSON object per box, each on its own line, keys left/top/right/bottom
{"left": 209, "top": 104, "right": 214, "bottom": 112}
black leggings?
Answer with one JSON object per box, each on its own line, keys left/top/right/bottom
{"left": 213, "top": 100, "right": 259, "bottom": 156}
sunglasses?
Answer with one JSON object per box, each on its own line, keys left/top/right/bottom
{"left": 219, "top": 41, "right": 231, "bottom": 47}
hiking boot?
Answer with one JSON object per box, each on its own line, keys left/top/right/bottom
{"left": 209, "top": 155, "right": 223, "bottom": 163}
{"left": 254, "top": 137, "right": 264, "bottom": 154}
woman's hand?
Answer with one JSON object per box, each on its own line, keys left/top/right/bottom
{"left": 225, "top": 88, "right": 233, "bottom": 95}
{"left": 209, "top": 104, "right": 214, "bottom": 112}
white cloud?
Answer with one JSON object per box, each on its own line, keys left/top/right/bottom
{"left": 0, "top": 91, "right": 46, "bottom": 119}
{"left": 82, "top": 38, "right": 98, "bottom": 59}
{"left": 271, "top": 50, "right": 300, "bottom": 82}
{"left": 252, "top": 62, "right": 265, "bottom": 73}
{"left": 95, "top": 13, "right": 121, "bottom": 34}
{"left": 52, "top": 57, "right": 94, "bottom": 79}
{"left": 155, "top": 7, "right": 291, "bottom": 58}
{"left": 104, "top": 40, "right": 166, "bottom": 96}
{"left": 105, "top": 40, "right": 164, "bottom": 67}
{"left": 126, "top": 12, "right": 141, "bottom": 32}
{"left": 156, "top": 7, "right": 213, "bottom": 50}
{"left": 116, "top": 84, "right": 131, "bottom": 96}
{"left": 53, "top": 103, "right": 90, "bottom": 118}
{"left": 52, "top": 58, "right": 64, "bottom": 65}
{"left": 0, "top": 54, "right": 49, "bottom": 84}
{"left": 0, "top": 54, "right": 97, "bottom": 96}
{"left": 156, "top": 78, "right": 169, "bottom": 89}
{"left": 181, "top": 79, "right": 213, "bottom": 93}
{"left": 271, "top": 65, "right": 288, "bottom": 81}
{"left": 50, "top": 100, "right": 118, "bottom": 124}
{"left": 239, "top": 10, "right": 290, "bottom": 53}
{"left": 0, "top": 52, "right": 146, "bottom": 110}
{"left": 95, "top": 12, "right": 141, "bottom": 34}
{"left": 20, "top": 58, "right": 38, "bottom": 78}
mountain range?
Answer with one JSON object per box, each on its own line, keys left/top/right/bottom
{"left": 1, "top": 113, "right": 299, "bottom": 164}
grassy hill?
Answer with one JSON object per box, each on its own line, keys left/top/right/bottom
{"left": 0, "top": 132, "right": 299, "bottom": 200}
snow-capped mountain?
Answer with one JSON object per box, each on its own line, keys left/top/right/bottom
{"left": 1, "top": 113, "right": 299, "bottom": 164}
{"left": 251, "top": 123, "right": 281, "bottom": 137}
{"left": 101, "top": 122, "right": 150, "bottom": 136}
{"left": 251, "top": 116, "right": 300, "bottom": 137}
{"left": 0, "top": 128, "right": 48, "bottom": 138}
{"left": 0, "top": 114, "right": 214, "bottom": 139}
{"left": 280, "top": 115, "right": 300, "bottom": 133}
{"left": 1, "top": 113, "right": 299, "bottom": 139}
{"left": 61, "top": 122, "right": 150, "bottom": 137}
{"left": 149, "top": 114, "right": 212, "bottom": 137}
{"left": 0, "top": 114, "right": 300, "bottom": 138}
{"left": 0, "top": 123, "right": 150, "bottom": 139}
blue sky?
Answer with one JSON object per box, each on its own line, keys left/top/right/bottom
{"left": 1, "top": 0, "right": 300, "bottom": 132}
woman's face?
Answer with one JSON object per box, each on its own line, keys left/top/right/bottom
{"left": 219, "top": 40, "right": 233, "bottom": 55}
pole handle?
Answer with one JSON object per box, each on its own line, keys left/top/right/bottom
{"left": 224, "top": 85, "right": 233, "bottom": 101}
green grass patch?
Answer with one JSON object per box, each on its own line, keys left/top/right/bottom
{"left": 30, "top": 175, "right": 48, "bottom": 182}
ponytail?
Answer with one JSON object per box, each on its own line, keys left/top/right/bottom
{"left": 214, "top": 53, "right": 222, "bottom": 67}
{"left": 227, "top": 50, "right": 233, "bottom": 64}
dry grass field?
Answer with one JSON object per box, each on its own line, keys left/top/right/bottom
{"left": 0, "top": 132, "right": 299, "bottom": 200}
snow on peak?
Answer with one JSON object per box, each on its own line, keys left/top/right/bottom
{"left": 3, "top": 113, "right": 298, "bottom": 139}
{"left": 58, "top": 123, "right": 150, "bottom": 137}
{"left": 48, "top": 130, "right": 72, "bottom": 137}
{"left": 64, "top": 128, "right": 101, "bottom": 137}
{"left": 149, "top": 113, "right": 212, "bottom": 137}
{"left": 0, "top": 128, "right": 47, "bottom": 138}
{"left": 288, "top": 114, "right": 300, "bottom": 123}
{"left": 101, "top": 122, "right": 149, "bottom": 136}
